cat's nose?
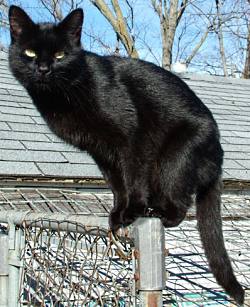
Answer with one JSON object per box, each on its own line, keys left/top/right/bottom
{"left": 38, "top": 65, "right": 50, "bottom": 75}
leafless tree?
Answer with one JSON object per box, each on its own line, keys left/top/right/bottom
{"left": 38, "top": 0, "right": 124, "bottom": 55}
{"left": 179, "top": 0, "right": 249, "bottom": 77}
{"left": 40, "top": 0, "right": 64, "bottom": 21}
{"left": 0, "top": 0, "right": 9, "bottom": 48}
{"left": 150, "top": 0, "right": 188, "bottom": 69}
{"left": 0, "top": 0, "right": 8, "bottom": 25}
{"left": 0, "top": 0, "right": 249, "bottom": 77}
{"left": 243, "top": 0, "right": 250, "bottom": 78}
{"left": 178, "top": 3, "right": 217, "bottom": 68}
{"left": 215, "top": 0, "right": 228, "bottom": 76}
{"left": 243, "top": 24, "right": 250, "bottom": 78}
{"left": 89, "top": 0, "right": 139, "bottom": 58}
{"left": 39, "top": 0, "right": 84, "bottom": 21}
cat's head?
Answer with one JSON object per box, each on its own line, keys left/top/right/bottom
{"left": 8, "top": 6, "right": 84, "bottom": 89}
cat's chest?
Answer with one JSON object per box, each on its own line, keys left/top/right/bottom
{"left": 31, "top": 89, "right": 128, "bottom": 152}
{"left": 45, "top": 107, "right": 126, "bottom": 153}
{"left": 46, "top": 110, "right": 98, "bottom": 150}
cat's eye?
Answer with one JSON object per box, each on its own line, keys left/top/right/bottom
{"left": 24, "top": 49, "right": 37, "bottom": 58}
{"left": 54, "top": 51, "right": 65, "bottom": 59}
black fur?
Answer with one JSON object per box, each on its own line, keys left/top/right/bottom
{"left": 8, "top": 6, "right": 244, "bottom": 305}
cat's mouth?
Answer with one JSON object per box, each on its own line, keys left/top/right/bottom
{"left": 33, "top": 76, "right": 52, "bottom": 90}
{"left": 35, "top": 75, "right": 51, "bottom": 85}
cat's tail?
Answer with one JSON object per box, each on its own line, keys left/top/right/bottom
{"left": 196, "top": 178, "right": 244, "bottom": 306}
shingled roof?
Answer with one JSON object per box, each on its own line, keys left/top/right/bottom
{"left": 0, "top": 49, "right": 249, "bottom": 182}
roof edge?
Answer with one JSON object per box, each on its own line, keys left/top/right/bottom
{"left": 223, "top": 179, "right": 250, "bottom": 192}
{"left": 0, "top": 176, "right": 107, "bottom": 189}
{"left": 0, "top": 176, "right": 249, "bottom": 191}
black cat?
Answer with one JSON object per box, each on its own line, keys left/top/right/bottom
{"left": 8, "top": 6, "right": 244, "bottom": 305}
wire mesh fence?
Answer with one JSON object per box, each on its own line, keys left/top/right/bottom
{"left": 162, "top": 193, "right": 250, "bottom": 306}
{"left": 20, "top": 220, "right": 134, "bottom": 306}
{"left": 0, "top": 188, "right": 249, "bottom": 306}
{"left": 164, "top": 220, "right": 250, "bottom": 306}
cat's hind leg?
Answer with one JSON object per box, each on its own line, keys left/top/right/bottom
{"left": 109, "top": 175, "right": 148, "bottom": 229}
{"left": 149, "top": 153, "right": 195, "bottom": 228}
{"left": 150, "top": 193, "right": 191, "bottom": 227}
{"left": 119, "top": 156, "right": 152, "bottom": 227}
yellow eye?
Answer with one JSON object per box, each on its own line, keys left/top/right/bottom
{"left": 24, "top": 49, "right": 36, "bottom": 58}
{"left": 55, "top": 51, "right": 65, "bottom": 59}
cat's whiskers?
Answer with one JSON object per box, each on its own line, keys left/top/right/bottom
{"left": 53, "top": 79, "right": 71, "bottom": 103}
{"left": 54, "top": 77, "right": 86, "bottom": 103}
{"left": 54, "top": 78, "right": 87, "bottom": 107}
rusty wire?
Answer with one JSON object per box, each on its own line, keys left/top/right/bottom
{"left": 19, "top": 220, "right": 134, "bottom": 306}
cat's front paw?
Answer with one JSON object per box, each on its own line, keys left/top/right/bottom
{"left": 121, "top": 210, "right": 138, "bottom": 227}
{"left": 109, "top": 210, "right": 123, "bottom": 231}
{"left": 109, "top": 208, "right": 138, "bottom": 230}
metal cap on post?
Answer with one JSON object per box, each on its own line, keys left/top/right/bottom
{"left": 131, "top": 218, "right": 166, "bottom": 307}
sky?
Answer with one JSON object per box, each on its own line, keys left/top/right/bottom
{"left": 1, "top": 0, "right": 116, "bottom": 47}
{"left": 1, "top": 0, "right": 248, "bottom": 76}
{"left": 1, "top": 0, "right": 162, "bottom": 62}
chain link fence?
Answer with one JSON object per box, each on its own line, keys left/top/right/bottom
{"left": 0, "top": 188, "right": 249, "bottom": 306}
{"left": 20, "top": 221, "right": 134, "bottom": 306}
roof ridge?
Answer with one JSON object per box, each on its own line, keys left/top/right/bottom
{"left": 180, "top": 72, "right": 250, "bottom": 85}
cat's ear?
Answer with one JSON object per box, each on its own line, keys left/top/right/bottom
{"left": 9, "top": 6, "right": 35, "bottom": 41}
{"left": 59, "top": 9, "right": 83, "bottom": 45}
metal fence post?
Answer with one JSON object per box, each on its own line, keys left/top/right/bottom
{"left": 132, "top": 218, "right": 166, "bottom": 307}
{"left": 8, "top": 224, "right": 22, "bottom": 307}
{"left": 0, "top": 232, "right": 8, "bottom": 307}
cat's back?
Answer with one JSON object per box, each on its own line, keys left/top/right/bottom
{"left": 83, "top": 51, "right": 212, "bottom": 121}
{"left": 84, "top": 50, "right": 179, "bottom": 84}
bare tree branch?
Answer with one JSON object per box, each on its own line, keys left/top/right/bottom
{"left": 185, "top": 12, "right": 217, "bottom": 66}
{"left": 84, "top": 29, "right": 114, "bottom": 54}
{"left": 243, "top": 21, "right": 250, "bottom": 78}
{"left": 151, "top": 0, "right": 191, "bottom": 70}
{"left": 243, "top": 0, "right": 250, "bottom": 78}
{"left": 0, "top": 0, "right": 8, "bottom": 22}
{"left": 40, "top": 0, "right": 64, "bottom": 21}
{"left": 186, "top": 27, "right": 210, "bottom": 65}
{"left": 90, "top": 0, "right": 138, "bottom": 57}
{"left": 177, "top": 0, "right": 189, "bottom": 26}
{"left": 0, "top": 0, "right": 9, "bottom": 47}
{"left": 215, "top": 0, "right": 228, "bottom": 76}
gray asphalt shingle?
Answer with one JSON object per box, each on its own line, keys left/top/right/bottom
{"left": 0, "top": 161, "right": 41, "bottom": 176}
{"left": 8, "top": 122, "right": 49, "bottom": 133}
{"left": 0, "top": 106, "right": 40, "bottom": 117}
{"left": 0, "top": 50, "right": 249, "bottom": 180}
{"left": 62, "top": 152, "right": 96, "bottom": 164}
{"left": 0, "top": 131, "right": 50, "bottom": 142}
{"left": 0, "top": 122, "right": 10, "bottom": 130}
{"left": 0, "top": 113, "right": 35, "bottom": 124}
{"left": 0, "top": 139, "right": 25, "bottom": 150}
{"left": 37, "top": 163, "right": 102, "bottom": 178}
{"left": 0, "top": 149, "right": 67, "bottom": 163}
{"left": 22, "top": 141, "right": 76, "bottom": 152}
